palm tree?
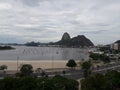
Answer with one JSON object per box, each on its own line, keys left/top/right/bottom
{"left": 81, "top": 60, "right": 92, "bottom": 77}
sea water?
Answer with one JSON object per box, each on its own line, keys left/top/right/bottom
{"left": 0, "top": 46, "right": 89, "bottom": 61}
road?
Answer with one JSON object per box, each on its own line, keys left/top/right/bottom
{"left": 0, "top": 62, "right": 120, "bottom": 80}
{"left": 44, "top": 63, "right": 120, "bottom": 80}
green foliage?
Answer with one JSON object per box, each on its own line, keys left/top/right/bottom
{"left": 100, "top": 54, "right": 110, "bottom": 63}
{"left": 81, "top": 61, "right": 92, "bottom": 70}
{"left": 66, "top": 59, "right": 77, "bottom": 69}
{"left": 112, "top": 50, "right": 120, "bottom": 54}
{"left": 81, "top": 73, "right": 106, "bottom": 90}
{"left": 81, "top": 61, "right": 92, "bottom": 77}
{"left": 53, "top": 75, "right": 79, "bottom": 90}
{"left": 104, "top": 70, "right": 120, "bottom": 90}
{"left": 99, "top": 47, "right": 110, "bottom": 53}
{"left": 89, "top": 53, "right": 110, "bottom": 63}
{"left": 19, "top": 64, "right": 33, "bottom": 77}
{"left": 35, "top": 68, "right": 47, "bottom": 77}
{"left": 0, "top": 65, "right": 7, "bottom": 70}
{"left": 19, "top": 77, "right": 36, "bottom": 90}
{"left": 81, "top": 70, "right": 120, "bottom": 90}
{"left": 89, "top": 53, "right": 100, "bottom": 60}
{"left": 0, "top": 76, "right": 79, "bottom": 90}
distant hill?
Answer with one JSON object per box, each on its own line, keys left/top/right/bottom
{"left": 24, "top": 32, "right": 94, "bottom": 47}
{"left": 115, "top": 40, "right": 120, "bottom": 43}
{"left": 25, "top": 42, "right": 40, "bottom": 46}
{"left": 0, "top": 46, "right": 15, "bottom": 50}
{"left": 55, "top": 32, "right": 94, "bottom": 47}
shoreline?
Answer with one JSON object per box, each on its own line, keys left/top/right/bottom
{"left": 0, "top": 60, "right": 73, "bottom": 70}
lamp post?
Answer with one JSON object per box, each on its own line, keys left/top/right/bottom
{"left": 52, "top": 51, "right": 59, "bottom": 71}
{"left": 52, "top": 55, "right": 54, "bottom": 71}
{"left": 51, "top": 49, "right": 59, "bottom": 73}
{"left": 17, "top": 56, "right": 19, "bottom": 73}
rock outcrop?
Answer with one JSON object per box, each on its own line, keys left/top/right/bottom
{"left": 55, "top": 32, "right": 94, "bottom": 47}
{"left": 61, "top": 32, "right": 71, "bottom": 41}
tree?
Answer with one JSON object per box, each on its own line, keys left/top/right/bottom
{"left": 0, "top": 75, "right": 79, "bottom": 90}
{"left": 62, "top": 70, "right": 66, "bottom": 76}
{"left": 0, "top": 65, "right": 7, "bottom": 70}
{"left": 100, "top": 54, "right": 110, "bottom": 63}
{"left": 81, "top": 73, "right": 106, "bottom": 90}
{"left": 89, "top": 53, "right": 100, "bottom": 60}
{"left": 20, "top": 64, "right": 33, "bottom": 77}
{"left": 66, "top": 59, "right": 77, "bottom": 69}
{"left": 104, "top": 70, "right": 120, "bottom": 90}
{"left": 0, "top": 65, "right": 7, "bottom": 74}
{"left": 81, "top": 70, "right": 120, "bottom": 90}
{"left": 89, "top": 53, "right": 110, "bottom": 63}
{"left": 35, "top": 68, "right": 47, "bottom": 77}
{"left": 53, "top": 75, "right": 79, "bottom": 90}
{"left": 99, "top": 46, "right": 110, "bottom": 53}
{"left": 81, "top": 61, "right": 92, "bottom": 77}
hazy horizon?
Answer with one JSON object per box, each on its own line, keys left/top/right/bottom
{"left": 0, "top": 0, "right": 120, "bottom": 45}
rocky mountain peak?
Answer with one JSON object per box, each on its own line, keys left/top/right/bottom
{"left": 61, "top": 32, "right": 71, "bottom": 40}
{"left": 55, "top": 32, "right": 94, "bottom": 47}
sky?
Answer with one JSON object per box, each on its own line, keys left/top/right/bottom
{"left": 0, "top": 0, "right": 120, "bottom": 45}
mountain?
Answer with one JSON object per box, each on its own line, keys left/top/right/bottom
{"left": 115, "top": 40, "right": 120, "bottom": 43}
{"left": 61, "top": 32, "right": 71, "bottom": 41}
{"left": 0, "top": 46, "right": 15, "bottom": 50}
{"left": 25, "top": 41, "right": 40, "bottom": 46}
{"left": 70, "top": 35, "right": 94, "bottom": 47}
{"left": 55, "top": 32, "right": 94, "bottom": 47}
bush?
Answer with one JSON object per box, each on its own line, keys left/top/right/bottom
{"left": 81, "top": 70, "right": 120, "bottom": 90}
{"left": 0, "top": 76, "right": 79, "bottom": 90}
{"left": 90, "top": 53, "right": 110, "bottom": 63}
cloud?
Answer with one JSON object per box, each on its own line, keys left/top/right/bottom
{"left": 0, "top": 3, "right": 12, "bottom": 10}
{"left": 0, "top": 0, "right": 120, "bottom": 44}
{"left": 20, "top": 0, "right": 40, "bottom": 7}
{"left": 15, "top": 23, "right": 40, "bottom": 28}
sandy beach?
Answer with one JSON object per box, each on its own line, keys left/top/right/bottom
{"left": 0, "top": 60, "right": 70, "bottom": 70}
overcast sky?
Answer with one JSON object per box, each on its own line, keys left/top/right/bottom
{"left": 0, "top": 0, "right": 120, "bottom": 45}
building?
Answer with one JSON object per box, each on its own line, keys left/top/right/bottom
{"left": 111, "top": 40, "right": 120, "bottom": 51}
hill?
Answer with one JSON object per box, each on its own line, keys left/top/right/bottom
{"left": 115, "top": 40, "right": 120, "bottom": 43}
{"left": 0, "top": 46, "right": 15, "bottom": 50}
{"left": 55, "top": 32, "right": 94, "bottom": 47}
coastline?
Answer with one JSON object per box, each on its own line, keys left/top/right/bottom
{"left": 0, "top": 60, "right": 70, "bottom": 70}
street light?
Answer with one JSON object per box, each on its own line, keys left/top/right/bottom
{"left": 52, "top": 55, "right": 54, "bottom": 71}
{"left": 52, "top": 50, "right": 59, "bottom": 71}
{"left": 17, "top": 56, "right": 19, "bottom": 73}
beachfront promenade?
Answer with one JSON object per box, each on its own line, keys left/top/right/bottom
{"left": 0, "top": 61, "right": 120, "bottom": 80}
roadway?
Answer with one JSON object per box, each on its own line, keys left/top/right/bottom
{"left": 0, "top": 62, "right": 120, "bottom": 80}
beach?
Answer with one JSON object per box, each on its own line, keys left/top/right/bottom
{"left": 0, "top": 60, "right": 70, "bottom": 70}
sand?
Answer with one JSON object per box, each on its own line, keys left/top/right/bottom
{"left": 0, "top": 60, "right": 69, "bottom": 71}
